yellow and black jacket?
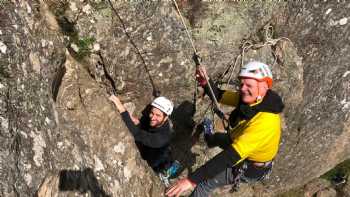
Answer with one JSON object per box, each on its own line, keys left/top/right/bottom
{"left": 189, "top": 80, "right": 284, "bottom": 184}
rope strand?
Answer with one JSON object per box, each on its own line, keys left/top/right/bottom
{"left": 107, "top": 0, "right": 160, "bottom": 97}
{"left": 172, "top": 0, "right": 224, "bottom": 120}
{"left": 217, "top": 28, "right": 292, "bottom": 87}
{"left": 172, "top": 0, "right": 198, "bottom": 54}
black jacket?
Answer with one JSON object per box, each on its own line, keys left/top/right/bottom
{"left": 120, "top": 111, "right": 172, "bottom": 171}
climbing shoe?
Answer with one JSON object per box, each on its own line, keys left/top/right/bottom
{"left": 166, "top": 160, "right": 181, "bottom": 178}
{"left": 158, "top": 160, "right": 182, "bottom": 187}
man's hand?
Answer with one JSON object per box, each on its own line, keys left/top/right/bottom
{"left": 195, "top": 66, "right": 209, "bottom": 87}
{"left": 165, "top": 178, "right": 196, "bottom": 197}
{"left": 109, "top": 94, "right": 126, "bottom": 113}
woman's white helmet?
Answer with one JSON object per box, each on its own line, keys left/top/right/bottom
{"left": 151, "top": 96, "right": 173, "bottom": 116}
{"left": 239, "top": 61, "right": 273, "bottom": 88}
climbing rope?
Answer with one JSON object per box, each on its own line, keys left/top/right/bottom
{"left": 172, "top": 0, "right": 200, "bottom": 118}
{"left": 172, "top": 0, "right": 198, "bottom": 54}
{"left": 203, "top": 24, "right": 293, "bottom": 132}
{"left": 172, "top": 0, "right": 224, "bottom": 120}
{"left": 107, "top": 0, "right": 160, "bottom": 97}
{"left": 215, "top": 24, "right": 292, "bottom": 88}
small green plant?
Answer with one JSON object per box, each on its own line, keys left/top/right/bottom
{"left": 90, "top": 0, "right": 109, "bottom": 10}
{"left": 99, "top": 7, "right": 112, "bottom": 17}
{"left": 321, "top": 159, "right": 350, "bottom": 182}
{"left": 87, "top": 0, "right": 112, "bottom": 17}
{"left": 74, "top": 36, "right": 96, "bottom": 60}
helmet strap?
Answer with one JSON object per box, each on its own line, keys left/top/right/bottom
{"left": 240, "top": 78, "right": 267, "bottom": 103}
{"left": 256, "top": 82, "right": 264, "bottom": 102}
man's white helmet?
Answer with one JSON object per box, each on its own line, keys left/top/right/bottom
{"left": 239, "top": 61, "right": 273, "bottom": 88}
{"left": 151, "top": 96, "right": 173, "bottom": 116}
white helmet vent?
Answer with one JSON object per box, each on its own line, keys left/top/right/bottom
{"left": 151, "top": 96, "right": 173, "bottom": 116}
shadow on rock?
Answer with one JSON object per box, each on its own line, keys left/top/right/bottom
{"left": 170, "top": 100, "right": 199, "bottom": 174}
{"left": 59, "top": 168, "right": 110, "bottom": 197}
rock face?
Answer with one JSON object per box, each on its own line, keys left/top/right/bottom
{"left": 270, "top": 1, "right": 350, "bottom": 193}
{"left": 304, "top": 178, "right": 333, "bottom": 197}
{"left": 0, "top": 1, "right": 67, "bottom": 196}
{"left": 0, "top": 1, "right": 163, "bottom": 196}
{"left": 342, "top": 176, "right": 350, "bottom": 197}
{"left": 0, "top": 0, "right": 349, "bottom": 196}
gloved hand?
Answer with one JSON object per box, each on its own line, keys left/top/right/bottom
{"left": 195, "top": 66, "right": 208, "bottom": 87}
{"left": 202, "top": 118, "right": 214, "bottom": 135}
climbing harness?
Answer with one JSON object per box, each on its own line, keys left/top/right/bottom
{"left": 230, "top": 160, "right": 273, "bottom": 193}
{"left": 107, "top": 0, "right": 160, "bottom": 97}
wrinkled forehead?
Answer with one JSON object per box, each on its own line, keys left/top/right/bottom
{"left": 239, "top": 77, "right": 259, "bottom": 85}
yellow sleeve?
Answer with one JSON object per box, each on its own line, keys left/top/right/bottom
{"left": 219, "top": 90, "right": 240, "bottom": 107}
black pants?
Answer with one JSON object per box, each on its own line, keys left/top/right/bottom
{"left": 144, "top": 147, "right": 172, "bottom": 173}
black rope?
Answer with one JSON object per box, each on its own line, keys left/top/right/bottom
{"left": 191, "top": 53, "right": 201, "bottom": 116}
{"left": 107, "top": 0, "right": 160, "bottom": 97}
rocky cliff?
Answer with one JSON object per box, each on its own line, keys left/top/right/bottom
{"left": 0, "top": 0, "right": 349, "bottom": 196}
